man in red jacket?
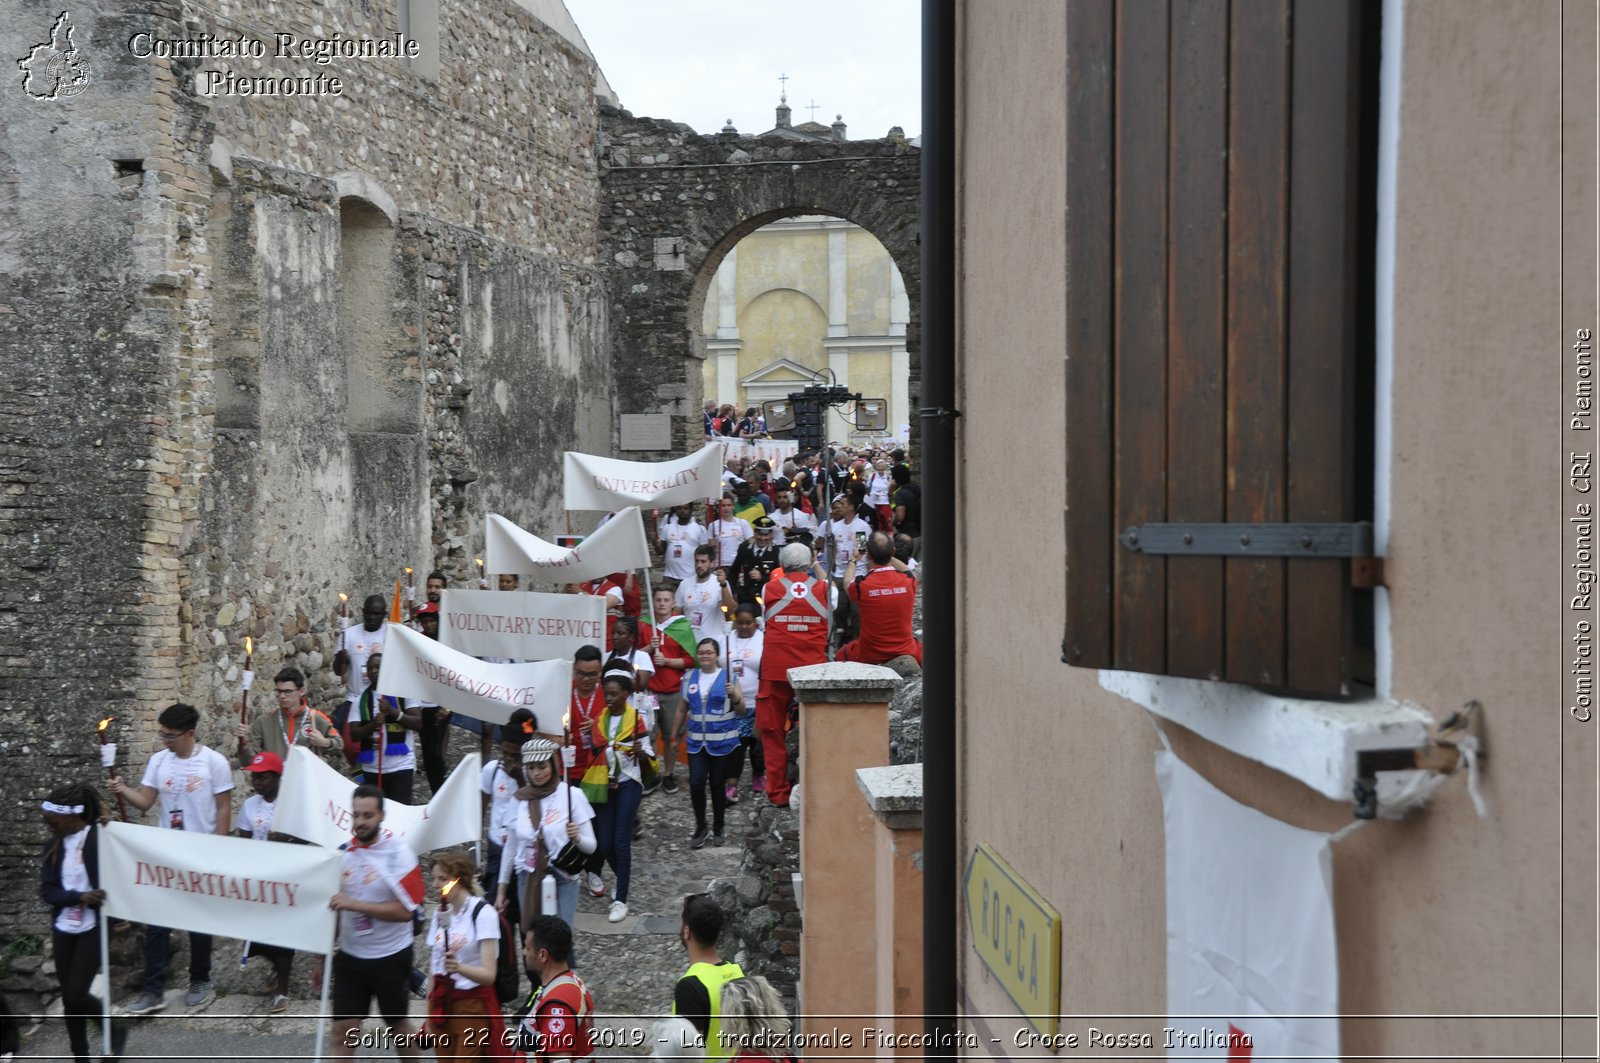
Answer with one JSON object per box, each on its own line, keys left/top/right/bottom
{"left": 757, "top": 543, "right": 832, "bottom": 807}
{"left": 836, "top": 532, "right": 922, "bottom": 670}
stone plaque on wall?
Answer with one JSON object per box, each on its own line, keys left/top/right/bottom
{"left": 620, "top": 413, "right": 674, "bottom": 451}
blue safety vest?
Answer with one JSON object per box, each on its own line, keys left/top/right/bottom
{"left": 682, "top": 668, "right": 740, "bottom": 757}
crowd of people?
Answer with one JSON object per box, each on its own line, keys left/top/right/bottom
{"left": 37, "top": 440, "right": 918, "bottom": 1062}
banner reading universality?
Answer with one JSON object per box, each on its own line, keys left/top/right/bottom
{"left": 485, "top": 507, "right": 650, "bottom": 583}
{"left": 1158, "top": 750, "right": 1339, "bottom": 1060}
{"left": 98, "top": 821, "right": 341, "bottom": 952}
{"left": 272, "top": 745, "right": 483, "bottom": 853}
{"left": 438, "top": 588, "right": 605, "bottom": 660}
{"left": 377, "top": 621, "right": 571, "bottom": 729}
{"left": 563, "top": 445, "right": 723, "bottom": 511}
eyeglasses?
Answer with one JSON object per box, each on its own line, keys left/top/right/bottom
{"left": 157, "top": 729, "right": 191, "bottom": 742}
{"left": 573, "top": 668, "right": 601, "bottom": 679}
{"left": 274, "top": 687, "right": 300, "bottom": 696}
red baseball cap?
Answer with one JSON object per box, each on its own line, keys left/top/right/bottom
{"left": 246, "top": 751, "right": 284, "bottom": 774}
{"left": 414, "top": 602, "right": 440, "bottom": 616}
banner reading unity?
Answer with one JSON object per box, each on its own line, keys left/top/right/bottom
{"left": 377, "top": 621, "right": 571, "bottom": 729}
{"left": 1158, "top": 750, "right": 1339, "bottom": 1061}
{"left": 99, "top": 821, "right": 341, "bottom": 953}
{"left": 272, "top": 745, "right": 483, "bottom": 853}
{"left": 438, "top": 588, "right": 605, "bottom": 660}
{"left": 485, "top": 507, "right": 649, "bottom": 583}
{"left": 563, "top": 444, "right": 723, "bottom": 511}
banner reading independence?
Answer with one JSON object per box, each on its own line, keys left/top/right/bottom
{"left": 1158, "top": 750, "right": 1339, "bottom": 1061}
{"left": 377, "top": 621, "right": 571, "bottom": 729}
{"left": 438, "top": 588, "right": 605, "bottom": 660}
{"left": 272, "top": 745, "right": 483, "bottom": 853}
{"left": 563, "top": 444, "right": 723, "bottom": 511}
{"left": 485, "top": 507, "right": 649, "bottom": 583}
{"left": 99, "top": 821, "right": 341, "bottom": 953}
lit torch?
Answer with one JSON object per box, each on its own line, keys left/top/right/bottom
{"left": 338, "top": 591, "right": 349, "bottom": 627}
{"left": 99, "top": 717, "right": 129, "bottom": 821}
{"left": 237, "top": 636, "right": 253, "bottom": 764}
{"left": 439, "top": 877, "right": 459, "bottom": 938}
{"left": 476, "top": 558, "right": 486, "bottom": 589}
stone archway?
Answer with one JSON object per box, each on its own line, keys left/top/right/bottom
{"left": 598, "top": 109, "right": 920, "bottom": 455}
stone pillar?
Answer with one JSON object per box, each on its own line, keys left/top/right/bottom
{"left": 857, "top": 764, "right": 924, "bottom": 1058}
{"left": 790, "top": 662, "right": 902, "bottom": 1054}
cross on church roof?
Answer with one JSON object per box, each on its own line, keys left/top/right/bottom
{"left": 778, "top": 72, "right": 788, "bottom": 102}
{"left": 806, "top": 100, "right": 820, "bottom": 120}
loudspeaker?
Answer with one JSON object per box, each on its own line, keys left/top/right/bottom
{"left": 761, "top": 400, "right": 796, "bottom": 433}
{"left": 854, "top": 398, "right": 889, "bottom": 431}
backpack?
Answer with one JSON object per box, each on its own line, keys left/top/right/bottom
{"left": 472, "top": 899, "right": 522, "bottom": 1005}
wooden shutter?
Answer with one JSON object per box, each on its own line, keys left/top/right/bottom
{"left": 1063, "top": 0, "right": 1368, "bottom": 696}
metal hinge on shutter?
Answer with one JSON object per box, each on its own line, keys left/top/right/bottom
{"left": 1119, "top": 522, "right": 1383, "bottom": 587}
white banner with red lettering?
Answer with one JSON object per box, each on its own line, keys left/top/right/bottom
{"left": 486, "top": 508, "right": 650, "bottom": 583}
{"left": 272, "top": 745, "right": 483, "bottom": 853}
{"left": 437, "top": 588, "right": 605, "bottom": 661}
{"left": 563, "top": 445, "right": 723, "bottom": 511}
{"left": 716, "top": 437, "right": 799, "bottom": 469}
{"left": 1159, "top": 750, "right": 1339, "bottom": 1061}
{"left": 377, "top": 621, "right": 571, "bottom": 729}
{"left": 98, "top": 821, "right": 340, "bottom": 952}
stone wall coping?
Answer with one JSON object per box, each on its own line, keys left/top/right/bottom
{"left": 789, "top": 662, "right": 903, "bottom": 702}
{"left": 856, "top": 764, "right": 923, "bottom": 823}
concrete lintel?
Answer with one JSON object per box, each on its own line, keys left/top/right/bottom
{"left": 1098, "top": 670, "right": 1434, "bottom": 801}
{"left": 857, "top": 764, "right": 923, "bottom": 829}
{"left": 790, "top": 661, "right": 903, "bottom": 702}
{"left": 332, "top": 171, "right": 398, "bottom": 225}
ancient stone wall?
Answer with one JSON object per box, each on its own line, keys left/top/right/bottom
{"left": 0, "top": 0, "right": 607, "bottom": 944}
{"left": 596, "top": 110, "right": 921, "bottom": 457}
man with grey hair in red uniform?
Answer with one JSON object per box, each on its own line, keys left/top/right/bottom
{"left": 755, "top": 542, "right": 831, "bottom": 807}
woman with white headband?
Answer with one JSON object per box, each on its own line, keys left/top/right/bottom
{"left": 495, "top": 738, "right": 596, "bottom": 960}
{"left": 39, "top": 782, "right": 129, "bottom": 1063}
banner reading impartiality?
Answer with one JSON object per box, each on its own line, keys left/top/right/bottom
{"left": 377, "top": 621, "right": 570, "bottom": 729}
{"left": 1158, "top": 750, "right": 1339, "bottom": 1061}
{"left": 485, "top": 507, "right": 649, "bottom": 583}
{"left": 272, "top": 745, "right": 483, "bottom": 853}
{"left": 438, "top": 588, "right": 605, "bottom": 660}
{"left": 99, "top": 821, "right": 341, "bottom": 953}
{"left": 563, "top": 445, "right": 723, "bottom": 511}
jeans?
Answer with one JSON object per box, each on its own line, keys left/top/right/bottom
{"left": 511, "top": 868, "right": 580, "bottom": 968}
{"left": 687, "top": 749, "right": 734, "bottom": 834}
{"left": 143, "top": 922, "right": 212, "bottom": 995}
{"left": 588, "top": 779, "right": 642, "bottom": 902}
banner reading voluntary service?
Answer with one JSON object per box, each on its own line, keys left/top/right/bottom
{"left": 485, "top": 507, "right": 649, "bottom": 583}
{"left": 563, "top": 445, "right": 723, "bottom": 511}
{"left": 377, "top": 621, "right": 571, "bottom": 730}
{"left": 272, "top": 745, "right": 483, "bottom": 853}
{"left": 438, "top": 588, "right": 605, "bottom": 660}
{"left": 99, "top": 821, "right": 341, "bottom": 953}
{"left": 1158, "top": 750, "right": 1339, "bottom": 1061}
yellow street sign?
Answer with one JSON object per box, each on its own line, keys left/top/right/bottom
{"left": 964, "top": 842, "right": 1061, "bottom": 1038}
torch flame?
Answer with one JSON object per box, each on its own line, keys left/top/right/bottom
{"left": 441, "top": 878, "right": 459, "bottom": 900}
{"left": 245, "top": 636, "right": 253, "bottom": 655}
{"left": 405, "top": 567, "right": 413, "bottom": 575}
{"left": 475, "top": 558, "right": 485, "bottom": 570}
{"left": 338, "top": 592, "right": 349, "bottom": 603}
{"left": 98, "top": 717, "right": 112, "bottom": 733}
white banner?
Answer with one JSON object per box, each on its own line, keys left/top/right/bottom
{"left": 98, "top": 821, "right": 340, "bottom": 953}
{"left": 718, "top": 437, "right": 799, "bottom": 469}
{"left": 1159, "top": 750, "right": 1339, "bottom": 1061}
{"left": 485, "top": 507, "right": 650, "bottom": 583}
{"left": 272, "top": 745, "right": 483, "bottom": 853}
{"left": 563, "top": 445, "right": 723, "bottom": 510}
{"left": 438, "top": 588, "right": 605, "bottom": 660}
{"left": 377, "top": 621, "right": 571, "bottom": 730}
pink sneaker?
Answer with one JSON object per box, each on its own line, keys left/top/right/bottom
{"left": 725, "top": 781, "right": 740, "bottom": 804}
{"left": 752, "top": 773, "right": 766, "bottom": 794}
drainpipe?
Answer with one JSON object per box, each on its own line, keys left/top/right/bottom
{"left": 921, "top": 0, "right": 958, "bottom": 1053}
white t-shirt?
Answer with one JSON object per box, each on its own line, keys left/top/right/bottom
{"left": 53, "top": 827, "right": 96, "bottom": 934}
{"left": 427, "top": 900, "right": 500, "bottom": 991}
{"left": 726, "top": 629, "right": 764, "bottom": 705}
{"left": 661, "top": 520, "right": 708, "bottom": 581}
{"left": 818, "top": 517, "right": 874, "bottom": 578}
{"left": 501, "top": 783, "right": 597, "bottom": 884}
{"left": 768, "top": 507, "right": 817, "bottom": 546}
{"left": 338, "top": 836, "right": 422, "bottom": 959}
{"left": 867, "top": 472, "right": 892, "bottom": 506}
{"left": 239, "top": 794, "right": 277, "bottom": 841}
{"left": 139, "top": 745, "right": 234, "bottom": 833}
{"left": 707, "top": 518, "right": 752, "bottom": 567}
{"left": 340, "top": 624, "right": 388, "bottom": 702}
{"left": 481, "top": 762, "right": 520, "bottom": 848}
{"left": 676, "top": 575, "right": 729, "bottom": 642}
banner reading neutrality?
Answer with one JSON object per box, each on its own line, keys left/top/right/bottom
{"left": 98, "top": 821, "right": 341, "bottom": 953}
{"left": 485, "top": 507, "right": 649, "bottom": 583}
{"left": 377, "top": 621, "right": 571, "bottom": 729}
{"left": 563, "top": 445, "right": 723, "bottom": 511}
{"left": 1158, "top": 750, "right": 1339, "bottom": 1061}
{"left": 437, "top": 588, "right": 605, "bottom": 660}
{"left": 272, "top": 745, "right": 483, "bottom": 853}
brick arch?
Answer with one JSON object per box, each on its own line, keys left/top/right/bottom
{"left": 598, "top": 110, "right": 920, "bottom": 455}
